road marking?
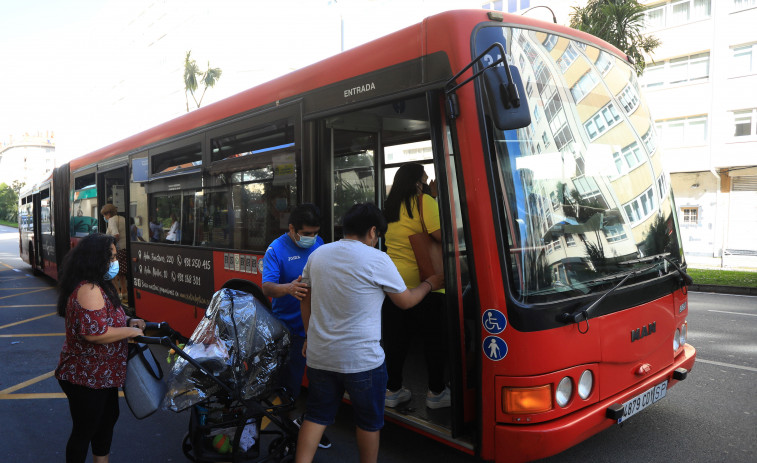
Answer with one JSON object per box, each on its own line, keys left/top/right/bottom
{"left": 0, "top": 333, "right": 64, "bottom": 338}
{"left": 0, "top": 371, "right": 55, "bottom": 394}
{"left": 0, "top": 287, "right": 51, "bottom": 290}
{"left": 0, "top": 312, "right": 56, "bottom": 330}
{"left": 0, "top": 392, "right": 126, "bottom": 400}
{"left": 707, "top": 310, "right": 757, "bottom": 317}
{"left": 0, "top": 287, "right": 52, "bottom": 300}
{"left": 696, "top": 359, "right": 757, "bottom": 373}
{"left": 0, "top": 304, "right": 56, "bottom": 308}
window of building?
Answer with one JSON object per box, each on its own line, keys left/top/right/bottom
{"left": 642, "top": 53, "right": 710, "bottom": 88}
{"left": 732, "top": 43, "right": 757, "bottom": 76}
{"left": 570, "top": 71, "right": 599, "bottom": 103}
{"left": 543, "top": 34, "right": 557, "bottom": 51}
{"left": 656, "top": 115, "right": 708, "bottom": 147}
{"left": 618, "top": 84, "right": 640, "bottom": 114}
{"left": 681, "top": 207, "right": 698, "bottom": 224}
{"left": 670, "top": 0, "right": 711, "bottom": 25}
{"left": 595, "top": 51, "right": 614, "bottom": 74}
{"left": 732, "top": 108, "right": 757, "bottom": 137}
{"left": 585, "top": 102, "right": 622, "bottom": 140}
{"left": 603, "top": 223, "right": 628, "bottom": 242}
{"left": 644, "top": 1, "right": 711, "bottom": 29}
{"left": 533, "top": 105, "right": 542, "bottom": 123}
{"left": 624, "top": 186, "right": 656, "bottom": 225}
{"left": 557, "top": 43, "right": 580, "bottom": 73}
{"left": 645, "top": 5, "right": 666, "bottom": 29}
{"left": 733, "top": 0, "right": 757, "bottom": 11}
{"left": 542, "top": 131, "right": 550, "bottom": 148}
{"left": 657, "top": 173, "right": 670, "bottom": 200}
{"left": 642, "top": 128, "right": 658, "bottom": 154}
{"left": 612, "top": 141, "right": 645, "bottom": 176}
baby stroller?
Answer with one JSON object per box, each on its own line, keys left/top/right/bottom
{"left": 136, "top": 280, "right": 299, "bottom": 462}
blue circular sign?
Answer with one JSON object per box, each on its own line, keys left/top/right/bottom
{"left": 483, "top": 336, "right": 508, "bottom": 361}
{"left": 482, "top": 309, "right": 507, "bottom": 334}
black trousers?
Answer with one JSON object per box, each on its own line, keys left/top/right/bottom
{"left": 58, "top": 379, "right": 120, "bottom": 463}
{"left": 383, "top": 291, "right": 448, "bottom": 394}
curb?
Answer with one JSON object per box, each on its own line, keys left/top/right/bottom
{"left": 688, "top": 284, "right": 757, "bottom": 296}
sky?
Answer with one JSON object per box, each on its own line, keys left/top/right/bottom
{"left": 0, "top": 0, "right": 478, "bottom": 164}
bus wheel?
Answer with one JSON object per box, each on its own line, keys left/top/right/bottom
{"left": 29, "top": 245, "right": 42, "bottom": 276}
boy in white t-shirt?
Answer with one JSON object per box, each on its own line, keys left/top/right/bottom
{"left": 295, "top": 203, "right": 443, "bottom": 463}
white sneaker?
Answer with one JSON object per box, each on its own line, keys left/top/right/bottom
{"left": 426, "top": 386, "right": 451, "bottom": 409}
{"left": 385, "top": 387, "right": 411, "bottom": 408}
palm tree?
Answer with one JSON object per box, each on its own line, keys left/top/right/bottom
{"left": 184, "top": 51, "right": 201, "bottom": 112}
{"left": 197, "top": 62, "right": 223, "bottom": 108}
{"left": 183, "top": 51, "right": 223, "bottom": 111}
{"left": 569, "top": 0, "right": 660, "bottom": 76}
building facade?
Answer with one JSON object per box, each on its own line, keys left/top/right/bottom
{"left": 0, "top": 132, "right": 56, "bottom": 187}
{"left": 493, "top": 0, "right": 757, "bottom": 267}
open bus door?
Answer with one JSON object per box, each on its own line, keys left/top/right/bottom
{"left": 316, "top": 93, "right": 476, "bottom": 451}
{"left": 97, "top": 165, "right": 131, "bottom": 304}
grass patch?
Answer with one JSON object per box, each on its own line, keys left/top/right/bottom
{"left": 0, "top": 219, "right": 18, "bottom": 228}
{"left": 687, "top": 268, "right": 757, "bottom": 288}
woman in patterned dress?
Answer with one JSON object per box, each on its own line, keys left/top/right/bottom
{"left": 54, "top": 233, "right": 145, "bottom": 463}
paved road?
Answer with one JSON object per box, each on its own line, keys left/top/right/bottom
{"left": 1, "top": 225, "right": 755, "bottom": 462}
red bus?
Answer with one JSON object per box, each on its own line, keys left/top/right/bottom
{"left": 20, "top": 9, "right": 696, "bottom": 462}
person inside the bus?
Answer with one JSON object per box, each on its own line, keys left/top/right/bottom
{"left": 295, "top": 203, "right": 444, "bottom": 463}
{"left": 148, "top": 215, "right": 162, "bottom": 242}
{"left": 165, "top": 213, "right": 180, "bottom": 243}
{"left": 129, "top": 217, "right": 145, "bottom": 242}
{"left": 54, "top": 233, "right": 145, "bottom": 463}
{"left": 382, "top": 163, "right": 450, "bottom": 409}
{"left": 261, "top": 203, "right": 331, "bottom": 449}
{"left": 101, "top": 204, "right": 128, "bottom": 304}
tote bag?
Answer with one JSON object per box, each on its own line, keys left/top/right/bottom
{"left": 123, "top": 342, "right": 167, "bottom": 419}
{"left": 408, "top": 194, "right": 443, "bottom": 281}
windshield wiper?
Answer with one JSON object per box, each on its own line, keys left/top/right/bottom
{"left": 560, "top": 262, "right": 660, "bottom": 327}
{"left": 617, "top": 253, "right": 694, "bottom": 286}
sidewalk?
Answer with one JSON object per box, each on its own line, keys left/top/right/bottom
{"left": 685, "top": 253, "right": 757, "bottom": 296}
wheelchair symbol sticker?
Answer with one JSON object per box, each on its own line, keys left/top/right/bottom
{"left": 482, "top": 309, "right": 506, "bottom": 334}
{"left": 483, "top": 336, "right": 508, "bottom": 361}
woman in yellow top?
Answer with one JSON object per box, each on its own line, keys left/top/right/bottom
{"left": 382, "top": 163, "right": 450, "bottom": 410}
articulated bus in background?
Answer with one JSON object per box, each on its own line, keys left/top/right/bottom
{"left": 19, "top": 10, "right": 696, "bottom": 462}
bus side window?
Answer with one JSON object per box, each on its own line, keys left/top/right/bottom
{"left": 71, "top": 173, "right": 97, "bottom": 236}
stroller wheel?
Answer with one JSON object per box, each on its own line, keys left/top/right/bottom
{"left": 182, "top": 432, "right": 197, "bottom": 462}
{"left": 268, "top": 436, "right": 296, "bottom": 459}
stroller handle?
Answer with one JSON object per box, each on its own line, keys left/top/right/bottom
{"left": 133, "top": 326, "right": 237, "bottom": 397}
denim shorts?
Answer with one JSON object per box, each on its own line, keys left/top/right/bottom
{"left": 304, "top": 362, "right": 387, "bottom": 432}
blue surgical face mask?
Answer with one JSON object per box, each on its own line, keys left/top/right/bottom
{"left": 104, "top": 260, "right": 119, "bottom": 280}
{"left": 296, "top": 233, "right": 317, "bottom": 248}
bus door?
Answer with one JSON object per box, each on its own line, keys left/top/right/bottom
{"left": 98, "top": 166, "right": 130, "bottom": 300}
{"left": 316, "top": 94, "right": 474, "bottom": 443}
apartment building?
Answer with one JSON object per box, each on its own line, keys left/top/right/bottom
{"left": 492, "top": 0, "right": 757, "bottom": 266}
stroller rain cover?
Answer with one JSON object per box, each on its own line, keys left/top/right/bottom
{"left": 163, "top": 288, "right": 291, "bottom": 412}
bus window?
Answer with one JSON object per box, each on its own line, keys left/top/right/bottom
{"left": 129, "top": 153, "right": 149, "bottom": 241}
{"left": 203, "top": 117, "right": 298, "bottom": 251}
{"left": 71, "top": 173, "right": 97, "bottom": 236}
{"left": 151, "top": 142, "right": 202, "bottom": 175}
{"left": 40, "top": 188, "right": 52, "bottom": 235}
{"left": 332, "top": 130, "right": 377, "bottom": 239}
{"left": 151, "top": 193, "right": 182, "bottom": 243}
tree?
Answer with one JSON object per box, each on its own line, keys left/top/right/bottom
{"left": 183, "top": 50, "right": 223, "bottom": 111}
{"left": 569, "top": 0, "right": 660, "bottom": 75}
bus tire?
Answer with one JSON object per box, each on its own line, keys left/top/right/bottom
{"left": 220, "top": 279, "right": 271, "bottom": 309}
{"left": 29, "top": 244, "right": 42, "bottom": 276}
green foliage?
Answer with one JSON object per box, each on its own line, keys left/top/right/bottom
{"left": 0, "top": 182, "right": 20, "bottom": 222}
{"left": 184, "top": 50, "right": 223, "bottom": 111}
{"left": 569, "top": 0, "right": 660, "bottom": 75}
{"left": 687, "top": 268, "right": 757, "bottom": 288}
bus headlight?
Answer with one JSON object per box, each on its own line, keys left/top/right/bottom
{"left": 680, "top": 322, "right": 687, "bottom": 346}
{"left": 577, "top": 370, "right": 593, "bottom": 399}
{"left": 555, "top": 377, "right": 573, "bottom": 407}
{"left": 673, "top": 328, "right": 680, "bottom": 352}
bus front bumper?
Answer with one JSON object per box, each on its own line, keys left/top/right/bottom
{"left": 493, "top": 343, "right": 696, "bottom": 463}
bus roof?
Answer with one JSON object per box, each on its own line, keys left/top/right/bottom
{"left": 69, "top": 9, "right": 626, "bottom": 172}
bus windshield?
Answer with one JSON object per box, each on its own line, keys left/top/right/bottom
{"left": 482, "top": 26, "right": 683, "bottom": 303}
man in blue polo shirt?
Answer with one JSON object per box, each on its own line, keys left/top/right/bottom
{"left": 262, "top": 203, "right": 330, "bottom": 449}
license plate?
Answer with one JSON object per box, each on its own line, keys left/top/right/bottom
{"left": 618, "top": 380, "right": 667, "bottom": 423}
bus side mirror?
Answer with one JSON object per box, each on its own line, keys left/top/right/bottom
{"left": 483, "top": 65, "right": 531, "bottom": 130}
